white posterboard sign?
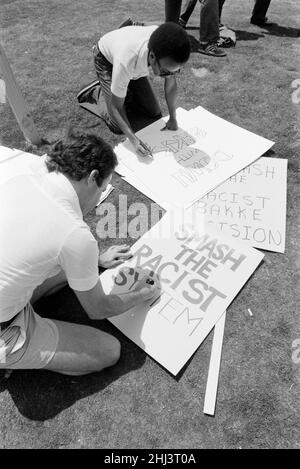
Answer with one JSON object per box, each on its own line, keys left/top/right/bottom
{"left": 96, "top": 184, "right": 114, "bottom": 206}
{"left": 115, "top": 107, "right": 274, "bottom": 208}
{"left": 100, "top": 212, "right": 264, "bottom": 375}
{"left": 192, "top": 157, "right": 287, "bottom": 253}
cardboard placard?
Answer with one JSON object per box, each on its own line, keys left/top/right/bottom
{"left": 193, "top": 157, "right": 287, "bottom": 253}
{"left": 100, "top": 212, "right": 264, "bottom": 375}
{"left": 115, "top": 107, "right": 274, "bottom": 208}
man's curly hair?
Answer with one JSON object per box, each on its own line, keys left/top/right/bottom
{"left": 148, "top": 22, "right": 190, "bottom": 64}
{"left": 46, "top": 127, "right": 118, "bottom": 186}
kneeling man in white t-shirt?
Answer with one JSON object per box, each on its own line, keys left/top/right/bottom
{"left": 78, "top": 22, "right": 191, "bottom": 157}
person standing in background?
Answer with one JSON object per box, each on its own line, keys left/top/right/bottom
{"left": 165, "top": 0, "right": 183, "bottom": 22}
{"left": 250, "top": 0, "right": 273, "bottom": 27}
{"left": 178, "top": 0, "right": 227, "bottom": 57}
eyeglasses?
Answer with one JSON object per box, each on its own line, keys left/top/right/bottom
{"left": 156, "top": 57, "right": 181, "bottom": 77}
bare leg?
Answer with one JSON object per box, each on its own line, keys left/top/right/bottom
{"left": 31, "top": 271, "right": 121, "bottom": 376}
{"left": 44, "top": 320, "right": 120, "bottom": 375}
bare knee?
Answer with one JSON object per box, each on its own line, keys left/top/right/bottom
{"left": 105, "top": 336, "right": 121, "bottom": 368}
{"left": 46, "top": 321, "right": 121, "bottom": 375}
{"left": 93, "top": 332, "right": 121, "bottom": 370}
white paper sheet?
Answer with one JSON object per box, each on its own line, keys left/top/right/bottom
{"left": 96, "top": 184, "right": 114, "bottom": 206}
{"left": 191, "top": 157, "right": 287, "bottom": 253}
{"left": 115, "top": 107, "right": 274, "bottom": 208}
{"left": 100, "top": 211, "right": 264, "bottom": 375}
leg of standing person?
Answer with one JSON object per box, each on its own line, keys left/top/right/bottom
{"left": 250, "top": 0, "right": 273, "bottom": 26}
{"left": 218, "top": 0, "right": 226, "bottom": 23}
{"left": 218, "top": 0, "right": 237, "bottom": 48}
{"left": 165, "top": 0, "right": 182, "bottom": 22}
{"left": 198, "top": 0, "right": 226, "bottom": 56}
{"left": 179, "top": 0, "right": 198, "bottom": 28}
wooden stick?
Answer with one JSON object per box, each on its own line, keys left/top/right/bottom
{"left": 0, "top": 43, "right": 42, "bottom": 145}
{"left": 203, "top": 310, "right": 227, "bottom": 416}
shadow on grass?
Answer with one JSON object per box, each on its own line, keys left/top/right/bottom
{"left": 0, "top": 288, "right": 146, "bottom": 421}
{"left": 262, "top": 148, "right": 275, "bottom": 157}
{"left": 127, "top": 109, "right": 162, "bottom": 134}
{"left": 236, "top": 24, "right": 300, "bottom": 40}
{"left": 234, "top": 30, "right": 265, "bottom": 41}
{"left": 259, "top": 23, "right": 300, "bottom": 38}
{"left": 187, "top": 34, "right": 200, "bottom": 53}
{"left": 187, "top": 28, "right": 266, "bottom": 44}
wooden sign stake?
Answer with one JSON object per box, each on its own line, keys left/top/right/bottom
{"left": 0, "top": 43, "right": 42, "bottom": 146}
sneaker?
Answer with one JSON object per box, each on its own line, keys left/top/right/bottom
{"left": 77, "top": 81, "right": 123, "bottom": 134}
{"left": 217, "top": 37, "right": 232, "bottom": 48}
{"left": 77, "top": 80, "right": 106, "bottom": 118}
{"left": 118, "top": 17, "right": 144, "bottom": 28}
{"left": 197, "top": 42, "right": 227, "bottom": 57}
{"left": 118, "top": 17, "right": 134, "bottom": 28}
{"left": 219, "top": 24, "right": 236, "bottom": 47}
{"left": 77, "top": 80, "right": 100, "bottom": 105}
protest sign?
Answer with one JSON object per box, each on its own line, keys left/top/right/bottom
{"left": 192, "top": 157, "right": 287, "bottom": 253}
{"left": 100, "top": 212, "right": 264, "bottom": 375}
{"left": 115, "top": 107, "right": 274, "bottom": 208}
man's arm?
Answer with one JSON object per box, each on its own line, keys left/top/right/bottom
{"left": 163, "top": 75, "right": 178, "bottom": 131}
{"left": 111, "top": 94, "right": 152, "bottom": 156}
{"left": 111, "top": 94, "right": 135, "bottom": 141}
{"left": 74, "top": 277, "right": 159, "bottom": 320}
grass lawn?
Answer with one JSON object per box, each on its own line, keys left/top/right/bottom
{"left": 0, "top": 0, "right": 300, "bottom": 449}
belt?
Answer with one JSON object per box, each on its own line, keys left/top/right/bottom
{"left": 0, "top": 316, "right": 15, "bottom": 332}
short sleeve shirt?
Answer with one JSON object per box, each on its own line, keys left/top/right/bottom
{"left": 0, "top": 159, "right": 99, "bottom": 321}
{"left": 98, "top": 25, "right": 158, "bottom": 98}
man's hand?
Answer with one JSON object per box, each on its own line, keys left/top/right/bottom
{"left": 161, "top": 117, "right": 178, "bottom": 131}
{"left": 130, "top": 135, "right": 153, "bottom": 157}
{"left": 99, "top": 245, "right": 133, "bottom": 269}
{"left": 132, "top": 272, "right": 161, "bottom": 302}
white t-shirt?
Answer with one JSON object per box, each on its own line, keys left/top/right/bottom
{"left": 0, "top": 159, "right": 99, "bottom": 321}
{"left": 98, "top": 25, "right": 158, "bottom": 98}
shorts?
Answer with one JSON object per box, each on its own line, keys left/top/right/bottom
{"left": 0, "top": 303, "right": 59, "bottom": 370}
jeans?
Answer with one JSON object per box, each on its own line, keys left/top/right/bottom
{"left": 165, "top": 0, "right": 183, "bottom": 22}
{"left": 251, "top": 0, "right": 272, "bottom": 21}
{"left": 218, "top": 0, "right": 226, "bottom": 21}
{"left": 93, "top": 45, "right": 161, "bottom": 134}
{"left": 181, "top": 0, "right": 225, "bottom": 24}
{"left": 180, "top": 0, "right": 220, "bottom": 43}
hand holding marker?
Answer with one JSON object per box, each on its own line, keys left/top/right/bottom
{"left": 139, "top": 138, "right": 153, "bottom": 157}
